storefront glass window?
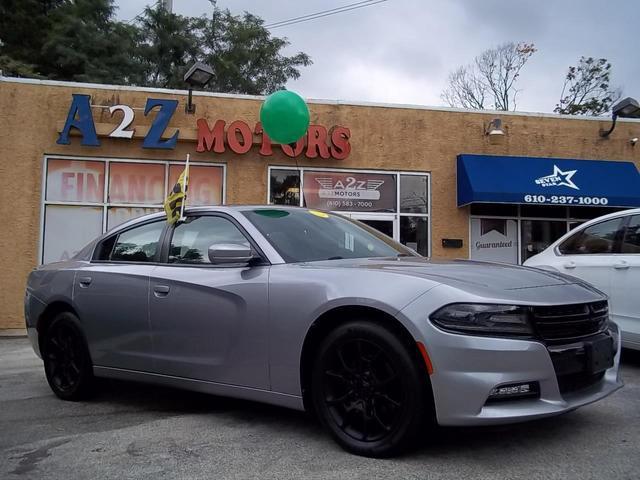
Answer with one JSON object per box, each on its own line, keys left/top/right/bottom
{"left": 168, "top": 165, "right": 223, "bottom": 206}
{"left": 357, "top": 219, "right": 394, "bottom": 238}
{"left": 569, "top": 221, "right": 584, "bottom": 230}
{"left": 108, "top": 162, "right": 165, "bottom": 204}
{"left": 568, "top": 206, "right": 624, "bottom": 220}
{"left": 400, "top": 175, "right": 428, "bottom": 213}
{"left": 400, "top": 217, "right": 429, "bottom": 256}
{"left": 41, "top": 157, "right": 225, "bottom": 264}
{"left": 46, "top": 159, "right": 105, "bottom": 203}
{"left": 43, "top": 205, "right": 103, "bottom": 263}
{"left": 269, "top": 169, "right": 300, "bottom": 205}
{"left": 520, "top": 205, "right": 566, "bottom": 219}
{"left": 520, "top": 220, "right": 567, "bottom": 262}
{"left": 107, "top": 207, "right": 162, "bottom": 230}
{"left": 470, "top": 203, "right": 518, "bottom": 217}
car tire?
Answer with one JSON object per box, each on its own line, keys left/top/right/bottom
{"left": 311, "top": 320, "right": 432, "bottom": 457}
{"left": 42, "top": 311, "right": 95, "bottom": 401}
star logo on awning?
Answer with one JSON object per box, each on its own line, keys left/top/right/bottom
{"left": 535, "top": 165, "right": 580, "bottom": 190}
{"left": 552, "top": 165, "right": 579, "bottom": 190}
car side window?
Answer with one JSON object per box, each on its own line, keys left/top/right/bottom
{"left": 559, "top": 218, "right": 623, "bottom": 255}
{"left": 100, "top": 221, "right": 165, "bottom": 262}
{"left": 621, "top": 215, "right": 640, "bottom": 254}
{"left": 169, "top": 216, "right": 250, "bottom": 264}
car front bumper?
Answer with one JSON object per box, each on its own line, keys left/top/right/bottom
{"left": 403, "top": 305, "right": 622, "bottom": 426}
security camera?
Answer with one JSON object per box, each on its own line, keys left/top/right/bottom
{"left": 630, "top": 137, "right": 638, "bottom": 146}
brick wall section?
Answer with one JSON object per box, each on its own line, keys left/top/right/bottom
{"left": 1, "top": 78, "right": 639, "bottom": 329}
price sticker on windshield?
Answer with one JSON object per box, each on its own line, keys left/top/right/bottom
{"left": 309, "top": 209, "right": 330, "bottom": 218}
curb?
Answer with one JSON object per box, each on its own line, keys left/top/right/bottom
{"left": 0, "top": 329, "right": 28, "bottom": 338}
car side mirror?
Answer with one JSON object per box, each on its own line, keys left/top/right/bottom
{"left": 208, "top": 243, "right": 254, "bottom": 265}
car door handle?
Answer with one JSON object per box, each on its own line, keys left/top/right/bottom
{"left": 78, "top": 276, "right": 92, "bottom": 287}
{"left": 563, "top": 261, "right": 576, "bottom": 269}
{"left": 153, "top": 285, "right": 170, "bottom": 297}
{"left": 613, "top": 261, "right": 629, "bottom": 270}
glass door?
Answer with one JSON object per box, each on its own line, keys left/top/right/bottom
{"left": 520, "top": 220, "right": 567, "bottom": 262}
{"left": 347, "top": 213, "right": 397, "bottom": 240}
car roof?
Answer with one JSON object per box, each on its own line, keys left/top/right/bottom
{"left": 105, "top": 205, "right": 316, "bottom": 235}
{"left": 571, "top": 207, "right": 640, "bottom": 228}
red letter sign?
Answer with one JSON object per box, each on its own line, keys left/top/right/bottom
{"left": 196, "top": 119, "right": 226, "bottom": 153}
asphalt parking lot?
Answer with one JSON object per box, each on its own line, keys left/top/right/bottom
{"left": 1, "top": 337, "right": 639, "bottom": 480}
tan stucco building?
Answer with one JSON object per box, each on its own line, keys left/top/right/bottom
{"left": 1, "top": 76, "right": 639, "bottom": 332}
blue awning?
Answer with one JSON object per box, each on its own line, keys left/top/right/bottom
{"left": 457, "top": 154, "right": 640, "bottom": 208}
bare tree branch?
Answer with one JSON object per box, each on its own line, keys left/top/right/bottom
{"left": 441, "top": 65, "right": 487, "bottom": 109}
{"left": 441, "top": 42, "right": 536, "bottom": 111}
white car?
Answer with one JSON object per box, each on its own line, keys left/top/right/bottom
{"left": 524, "top": 208, "right": 640, "bottom": 350}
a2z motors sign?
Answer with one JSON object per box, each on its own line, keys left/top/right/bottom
{"left": 56, "top": 94, "right": 352, "bottom": 159}
{"left": 303, "top": 171, "right": 396, "bottom": 212}
{"left": 57, "top": 94, "right": 179, "bottom": 149}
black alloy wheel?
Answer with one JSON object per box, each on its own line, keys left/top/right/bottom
{"left": 311, "top": 320, "right": 432, "bottom": 457}
{"left": 42, "top": 312, "right": 94, "bottom": 401}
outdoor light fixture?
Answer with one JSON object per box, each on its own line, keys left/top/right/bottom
{"left": 486, "top": 118, "right": 505, "bottom": 136}
{"left": 183, "top": 61, "right": 215, "bottom": 114}
{"left": 600, "top": 97, "right": 640, "bottom": 138}
{"left": 485, "top": 118, "right": 505, "bottom": 144}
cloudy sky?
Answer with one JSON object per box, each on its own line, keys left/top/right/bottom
{"left": 115, "top": 0, "right": 639, "bottom": 115}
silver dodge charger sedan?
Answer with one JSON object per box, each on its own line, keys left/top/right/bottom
{"left": 25, "top": 206, "right": 622, "bottom": 457}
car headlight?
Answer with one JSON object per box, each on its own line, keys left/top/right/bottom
{"left": 430, "top": 304, "right": 533, "bottom": 338}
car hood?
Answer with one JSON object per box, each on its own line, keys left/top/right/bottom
{"left": 303, "top": 256, "right": 589, "bottom": 291}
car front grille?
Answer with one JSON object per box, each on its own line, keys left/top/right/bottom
{"left": 531, "top": 301, "right": 609, "bottom": 344}
{"left": 530, "top": 301, "right": 612, "bottom": 395}
{"left": 556, "top": 371, "right": 606, "bottom": 394}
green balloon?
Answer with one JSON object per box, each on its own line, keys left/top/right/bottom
{"left": 260, "top": 90, "right": 310, "bottom": 145}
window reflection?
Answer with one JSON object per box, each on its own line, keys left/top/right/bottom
{"left": 559, "top": 218, "right": 624, "bottom": 255}
{"left": 400, "top": 175, "right": 428, "bottom": 213}
{"left": 270, "top": 169, "right": 300, "bottom": 206}
{"left": 169, "top": 216, "right": 248, "bottom": 264}
{"left": 521, "top": 220, "right": 567, "bottom": 261}
{"left": 400, "top": 216, "right": 429, "bottom": 256}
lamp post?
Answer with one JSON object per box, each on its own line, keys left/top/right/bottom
{"left": 600, "top": 97, "right": 640, "bottom": 137}
{"left": 183, "top": 62, "right": 214, "bottom": 114}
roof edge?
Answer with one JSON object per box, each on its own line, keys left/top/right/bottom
{"left": 2, "top": 75, "right": 640, "bottom": 123}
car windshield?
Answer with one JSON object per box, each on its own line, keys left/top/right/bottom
{"left": 242, "top": 208, "right": 416, "bottom": 263}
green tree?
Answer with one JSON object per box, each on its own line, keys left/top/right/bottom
{"left": 195, "top": 4, "right": 312, "bottom": 95}
{"left": 133, "top": 2, "right": 312, "bottom": 94}
{"left": 0, "top": 0, "right": 138, "bottom": 83}
{"left": 0, "top": 0, "right": 65, "bottom": 77}
{"left": 554, "top": 57, "right": 621, "bottom": 116}
{"left": 133, "top": 6, "right": 200, "bottom": 88}
{"left": 41, "top": 0, "right": 140, "bottom": 83}
{"left": 1, "top": 0, "right": 312, "bottom": 95}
